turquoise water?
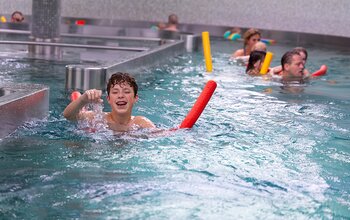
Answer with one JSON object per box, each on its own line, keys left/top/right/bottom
{"left": 0, "top": 39, "right": 349, "bottom": 219}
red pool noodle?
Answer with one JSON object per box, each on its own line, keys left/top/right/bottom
{"left": 179, "top": 80, "right": 217, "bottom": 129}
{"left": 70, "top": 91, "right": 81, "bottom": 101}
{"left": 311, "top": 65, "right": 327, "bottom": 77}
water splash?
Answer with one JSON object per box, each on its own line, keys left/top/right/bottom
{"left": 76, "top": 102, "right": 109, "bottom": 137}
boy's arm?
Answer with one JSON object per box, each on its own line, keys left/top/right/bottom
{"left": 63, "top": 89, "right": 102, "bottom": 121}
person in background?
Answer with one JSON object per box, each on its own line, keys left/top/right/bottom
{"left": 163, "top": 14, "right": 179, "bottom": 32}
{"left": 232, "top": 41, "right": 267, "bottom": 66}
{"left": 154, "top": 14, "right": 179, "bottom": 32}
{"left": 252, "top": 41, "right": 267, "bottom": 52}
{"left": 231, "top": 28, "right": 261, "bottom": 59}
{"left": 63, "top": 72, "right": 156, "bottom": 132}
{"left": 11, "top": 11, "right": 24, "bottom": 23}
{"left": 245, "top": 50, "right": 266, "bottom": 76}
{"left": 156, "top": 22, "right": 167, "bottom": 30}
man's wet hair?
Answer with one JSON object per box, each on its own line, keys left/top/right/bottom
{"left": 292, "top": 47, "right": 308, "bottom": 61}
{"left": 107, "top": 72, "right": 138, "bottom": 97}
{"left": 281, "top": 50, "right": 301, "bottom": 70}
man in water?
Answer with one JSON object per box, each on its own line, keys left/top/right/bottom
{"left": 278, "top": 50, "right": 310, "bottom": 93}
{"left": 63, "top": 72, "right": 156, "bottom": 132}
{"left": 269, "top": 47, "right": 310, "bottom": 76}
{"left": 279, "top": 50, "right": 311, "bottom": 83}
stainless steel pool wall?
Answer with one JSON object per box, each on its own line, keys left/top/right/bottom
{"left": 106, "top": 39, "right": 185, "bottom": 78}
{"left": 66, "top": 40, "right": 185, "bottom": 90}
{"left": 0, "top": 83, "right": 49, "bottom": 139}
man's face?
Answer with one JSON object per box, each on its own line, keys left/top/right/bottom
{"left": 285, "top": 54, "right": 304, "bottom": 78}
{"left": 299, "top": 52, "right": 307, "bottom": 65}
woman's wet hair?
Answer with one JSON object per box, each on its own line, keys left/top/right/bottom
{"left": 243, "top": 28, "right": 261, "bottom": 46}
{"left": 107, "top": 72, "right": 138, "bottom": 96}
{"left": 246, "top": 50, "right": 266, "bottom": 74}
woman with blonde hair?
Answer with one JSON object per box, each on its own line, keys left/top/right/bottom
{"left": 231, "top": 28, "right": 261, "bottom": 59}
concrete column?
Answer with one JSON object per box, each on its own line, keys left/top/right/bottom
{"left": 29, "top": 0, "right": 61, "bottom": 57}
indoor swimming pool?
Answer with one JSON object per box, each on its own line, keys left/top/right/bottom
{"left": 0, "top": 38, "right": 349, "bottom": 219}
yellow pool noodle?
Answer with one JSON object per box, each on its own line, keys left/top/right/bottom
{"left": 260, "top": 52, "right": 273, "bottom": 74}
{"left": 202, "top": 31, "right": 213, "bottom": 72}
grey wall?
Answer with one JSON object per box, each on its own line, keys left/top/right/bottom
{"left": 0, "top": 0, "right": 31, "bottom": 16}
{"left": 1, "top": 0, "right": 350, "bottom": 38}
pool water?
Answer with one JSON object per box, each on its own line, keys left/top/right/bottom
{"left": 0, "top": 39, "right": 349, "bottom": 219}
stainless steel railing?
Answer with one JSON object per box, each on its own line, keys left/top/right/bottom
{"left": 0, "top": 40, "right": 149, "bottom": 51}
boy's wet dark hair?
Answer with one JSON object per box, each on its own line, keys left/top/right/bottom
{"left": 107, "top": 72, "right": 138, "bottom": 97}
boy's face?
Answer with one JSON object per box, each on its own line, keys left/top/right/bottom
{"left": 107, "top": 83, "right": 138, "bottom": 115}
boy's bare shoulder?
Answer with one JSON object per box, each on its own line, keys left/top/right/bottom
{"left": 133, "top": 116, "right": 156, "bottom": 128}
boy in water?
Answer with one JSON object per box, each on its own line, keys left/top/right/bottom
{"left": 63, "top": 72, "right": 156, "bottom": 132}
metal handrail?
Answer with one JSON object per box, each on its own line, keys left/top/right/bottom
{"left": 0, "top": 28, "right": 162, "bottom": 42}
{"left": 62, "top": 33, "right": 162, "bottom": 42}
{"left": 0, "top": 29, "right": 29, "bottom": 34}
{"left": 0, "top": 40, "right": 148, "bottom": 51}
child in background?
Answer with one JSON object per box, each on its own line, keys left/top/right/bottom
{"left": 246, "top": 51, "right": 267, "bottom": 76}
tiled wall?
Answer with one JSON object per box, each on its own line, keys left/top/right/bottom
{"left": 1, "top": 0, "right": 350, "bottom": 38}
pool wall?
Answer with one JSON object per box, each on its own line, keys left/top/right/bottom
{"left": 1, "top": 0, "right": 350, "bottom": 38}
{"left": 0, "top": 83, "right": 49, "bottom": 139}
